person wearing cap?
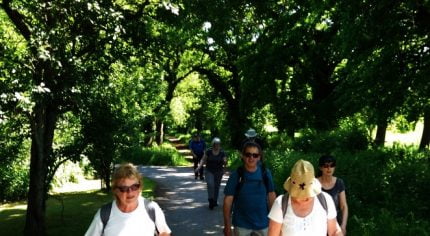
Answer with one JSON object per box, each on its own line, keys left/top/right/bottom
{"left": 196, "top": 137, "right": 227, "bottom": 209}
{"left": 189, "top": 133, "right": 206, "bottom": 180}
{"left": 241, "top": 128, "right": 265, "bottom": 150}
{"left": 317, "top": 155, "right": 348, "bottom": 235}
{"left": 268, "top": 160, "right": 342, "bottom": 236}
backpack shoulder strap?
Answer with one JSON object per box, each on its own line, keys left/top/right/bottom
{"left": 281, "top": 193, "right": 289, "bottom": 218}
{"left": 100, "top": 202, "right": 112, "bottom": 235}
{"left": 261, "top": 166, "right": 270, "bottom": 194}
{"left": 317, "top": 193, "right": 328, "bottom": 214}
{"left": 144, "top": 198, "right": 159, "bottom": 235}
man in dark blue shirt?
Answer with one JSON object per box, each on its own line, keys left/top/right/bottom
{"left": 223, "top": 142, "right": 276, "bottom": 236}
{"left": 189, "top": 133, "right": 206, "bottom": 180}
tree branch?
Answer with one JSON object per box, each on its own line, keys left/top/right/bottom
{"left": 1, "top": 0, "right": 32, "bottom": 41}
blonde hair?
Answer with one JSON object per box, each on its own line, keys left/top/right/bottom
{"left": 111, "top": 163, "right": 142, "bottom": 190}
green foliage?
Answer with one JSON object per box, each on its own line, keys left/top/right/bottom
{"left": 0, "top": 120, "right": 30, "bottom": 202}
{"left": 119, "top": 143, "right": 188, "bottom": 166}
{"left": 292, "top": 126, "right": 370, "bottom": 153}
{"left": 262, "top": 146, "right": 430, "bottom": 234}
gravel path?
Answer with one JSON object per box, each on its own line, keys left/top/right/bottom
{"left": 138, "top": 166, "right": 229, "bottom": 236}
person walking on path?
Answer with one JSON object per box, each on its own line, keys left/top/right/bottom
{"left": 241, "top": 128, "right": 265, "bottom": 150}
{"left": 223, "top": 142, "right": 276, "bottom": 236}
{"left": 189, "top": 133, "right": 206, "bottom": 180}
{"left": 317, "top": 155, "right": 348, "bottom": 235}
{"left": 196, "top": 137, "right": 227, "bottom": 210}
{"left": 85, "top": 163, "right": 171, "bottom": 236}
{"left": 267, "top": 159, "right": 342, "bottom": 236}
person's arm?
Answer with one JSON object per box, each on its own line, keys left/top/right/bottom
{"left": 327, "top": 218, "right": 343, "bottom": 236}
{"left": 339, "top": 190, "right": 348, "bottom": 235}
{"left": 196, "top": 154, "right": 208, "bottom": 171}
{"left": 84, "top": 210, "right": 103, "bottom": 236}
{"left": 223, "top": 196, "right": 234, "bottom": 236}
{"left": 154, "top": 202, "right": 172, "bottom": 236}
{"left": 268, "top": 219, "right": 282, "bottom": 236}
{"left": 267, "top": 192, "right": 276, "bottom": 209}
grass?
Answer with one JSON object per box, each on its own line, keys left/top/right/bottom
{"left": 0, "top": 178, "right": 156, "bottom": 236}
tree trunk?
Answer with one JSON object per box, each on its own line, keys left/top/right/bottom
{"left": 419, "top": 108, "right": 430, "bottom": 150}
{"left": 374, "top": 121, "right": 388, "bottom": 147}
{"left": 227, "top": 101, "right": 246, "bottom": 150}
{"left": 156, "top": 120, "right": 164, "bottom": 145}
{"left": 24, "top": 102, "right": 57, "bottom": 236}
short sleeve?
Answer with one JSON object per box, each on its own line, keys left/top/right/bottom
{"left": 268, "top": 195, "right": 284, "bottom": 223}
{"left": 153, "top": 201, "right": 172, "bottom": 234}
{"left": 224, "top": 171, "right": 239, "bottom": 196}
{"left": 84, "top": 209, "right": 103, "bottom": 236}
{"left": 322, "top": 192, "right": 337, "bottom": 220}
{"left": 337, "top": 178, "right": 346, "bottom": 193}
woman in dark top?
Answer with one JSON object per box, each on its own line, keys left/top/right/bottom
{"left": 317, "top": 155, "right": 349, "bottom": 235}
{"left": 196, "top": 137, "right": 227, "bottom": 209}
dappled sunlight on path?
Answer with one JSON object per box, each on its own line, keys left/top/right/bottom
{"left": 139, "top": 166, "right": 228, "bottom": 235}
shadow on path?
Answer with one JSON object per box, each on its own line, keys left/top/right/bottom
{"left": 139, "top": 166, "right": 228, "bottom": 236}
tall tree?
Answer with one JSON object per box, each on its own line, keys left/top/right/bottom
{"left": 1, "top": 1, "right": 126, "bottom": 234}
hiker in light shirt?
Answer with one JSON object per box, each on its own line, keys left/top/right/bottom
{"left": 85, "top": 163, "right": 171, "bottom": 236}
{"left": 268, "top": 160, "right": 342, "bottom": 236}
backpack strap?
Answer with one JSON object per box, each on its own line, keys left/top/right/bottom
{"left": 281, "top": 192, "right": 328, "bottom": 218}
{"left": 281, "top": 193, "right": 289, "bottom": 218}
{"left": 100, "top": 202, "right": 112, "bottom": 235}
{"left": 144, "top": 198, "right": 159, "bottom": 236}
{"left": 261, "top": 165, "right": 270, "bottom": 194}
{"left": 316, "top": 192, "right": 328, "bottom": 214}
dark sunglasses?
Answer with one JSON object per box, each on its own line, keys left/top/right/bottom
{"left": 244, "top": 152, "right": 260, "bottom": 158}
{"left": 322, "top": 163, "right": 336, "bottom": 168}
{"left": 117, "top": 183, "right": 140, "bottom": 193}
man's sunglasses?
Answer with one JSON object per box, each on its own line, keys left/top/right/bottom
{"left": 116, "top": 183, "right": 140, "bottom": 193}
{"left": 244, "top": 152, "right": 260, "bottom": 158}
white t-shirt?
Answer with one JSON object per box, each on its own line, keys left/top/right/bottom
{"left": 268, "top": 192, "right": 336, "bottom": 236}
{"left": 85, "top": 196, "right": 171, "bottom": 236}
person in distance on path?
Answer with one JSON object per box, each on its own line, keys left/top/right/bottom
{"left": 196, "top": 137, "right": 228, "bottom": 209}
{"left": 189, "top": 133, "right": 206, "bottom": 180}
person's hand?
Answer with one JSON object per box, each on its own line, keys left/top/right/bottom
{"left": 223, "top": 226, "right": 232, "bottom": 236}
{"left": 341, "top": 226, "right": 346, "bottom": 236}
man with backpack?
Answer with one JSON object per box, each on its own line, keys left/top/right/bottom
{"left": 223, "top": 142, "right": 276, "bottom": 236}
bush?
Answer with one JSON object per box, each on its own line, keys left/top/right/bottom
{"left": 261, "top": 146, "right": 430, "bottom": 234}
{"left": 119, "top": 143, "right": 188, "bottom": 166}
{"left": 292, "top": 126, "right": 370, "bottom": 153}
{"left": 0, "top": 157, "right": 29, "bottom": 202}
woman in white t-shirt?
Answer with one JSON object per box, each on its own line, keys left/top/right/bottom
{"left": 268, "top": 160, "right": 342, "bottom": 236}
{"left": 85, "top": 163, "right": 171, "bottom": 236}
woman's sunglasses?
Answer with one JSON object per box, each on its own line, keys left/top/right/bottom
{"left": 322, "top": 163, "right": 336, "bottom": 168}
{"left": 117, "top": 183, "right": 140, "bottom": 193}
{"left": 244, "top": 152, "right": 260, "bottom": 158}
